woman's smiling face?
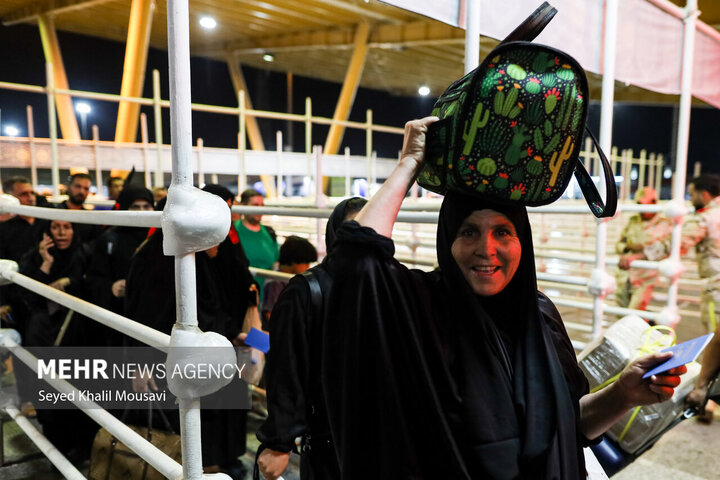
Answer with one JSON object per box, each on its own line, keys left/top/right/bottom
{"left": 451, "top": 209, "right": 522, "bottom": 296}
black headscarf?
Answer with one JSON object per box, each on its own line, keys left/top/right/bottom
{"left": 325, "top": 197, "right": 367, "bottom": 254}
{"left": 436, "top": 191, "right": 580, "bottom": 478}
{"left": 116, "top": 186, "right": 154, "bottom": 211}
{"left": 42, "top": 220, "right": 82, "bottom": 281}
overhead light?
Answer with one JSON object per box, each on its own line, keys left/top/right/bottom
{"left": 199, "top": 16, "right": 217, "bottom": 30}
{"left": 75, "top": 102, "right": 91, "bottom": 114}
{"left": 663, "top": 167, "right": 673, "bottom": 179}
{"left": 418, "top": 85, "right": 431, "bottom": 96}
{"left": 263, "top": 53, "right": 275, "bottom": 62}
{"left": 4, "top": 125, "right": 19, "bottom": 137}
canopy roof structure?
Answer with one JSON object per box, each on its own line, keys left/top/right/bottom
{"left": 1, "top": 0, "right": 718, "bottom": 104}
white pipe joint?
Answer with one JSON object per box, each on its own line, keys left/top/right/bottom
{"left": 658, "top": 258, "right": 685, "bottom": 280}
{"left": 0, "top": 328, "right": 21, "bottom": 346}
{"left": 0, "top": 193, "right": 20, "bottom": 210}
{"left": 587, "top": 268, "right": 617, "bottom": 297}
{"left": 656, "top": 305, "right": 681, "bottom": 328}
{"left": 0, "top": 259, "right": 18, "bottom": 286}
{"left": 161, "top": 184, "right": 231, "bottom": 255}
{"left": 663, "top": 199, "right": 689, "bottom": 221}
{"left": 165, "top": 326, "right": 236, "bottom": 399}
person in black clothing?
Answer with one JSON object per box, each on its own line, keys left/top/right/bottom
{"left": 319, "top": 117, "right": 687, "bottom": 479}
{"left": 56, "top": 173, "right": 103, "bottom": 245}
{"left": 0, "top": 177, "right": 48, "bottom": 327}
{"left": 256, "top": 197, "right": 366, "bottom": 480}
{"left": 17, "top": 219, "right": 96, "bottom": 460}
{"left": 79, "top": 186, "right": 154, "bottom": 346}
{"left": 125, "top": 186, "right": 258, "bottom": 478}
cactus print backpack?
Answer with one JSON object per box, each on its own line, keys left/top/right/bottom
{"left": 420, "top": 2, "right": 617, "bottom": 218}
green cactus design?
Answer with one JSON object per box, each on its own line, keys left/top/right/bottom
{"left": 532, "top": 52, "right": 555, "bottom": 73}
{"left": 545, "top": 94, "right": 557, "bottom": 114}
{"left": 478, "top": 121, "right": 510, "bottom": 155}
{"left": 478, "top": 182, "right": 488, "bottom": 192}
{"left": 541, "top": 73, "right": 557, "bottom": 87}
{"left": 419, "top": 171, "right": 442, "bottom": 187}
{"left": 533, "top": 127, "right": 544, "bottom": 151}
{"left": 440, "top": 100, "right": 460, "bottom": 119}
{"left": 494, "top": 175, "right": 509, "bottom": 189}
{"left": 571, "top": 96, "right": 584, "bottom": 129}
{"left": 528, "top": 181, "right": 545, "bottom": 201}
{"left": 510, "top": 187, "right": 523, "bottom": 200}
{"left": 557, "top": 68, "right": 575, "bottom": 82}
{"left": 527, "top": 157, "right": 543, "bottom": 175}
{"left": 543, "top": 133, "right": 560, "bottom": 154}
{"left": 525, "top": 99, "right": 544, "bottom": 125}
{"left": 507, "top": 64, "right": 527, "bottom": 80}
{"left": 525, "top": 79, "right": 541, "bottom": 94}
{"left": 555, "top": 84, "right": 576, "bottom": 129}
{"left": 504, "top": 125, "right": 531, "bottom": 166}
{"left": 462, "top": 103, "right": 490, "bottom": 156}
{"left": 493, "top": 88, "right": 521, "bottom": 119}
{"left": 540, "top": 190, "right": 552, "bottom": 200}
{"left": 511, "top": 167, "right": 525, "bottom": 182}
{"left": 480, "top": 69, "right": 502, "bottom": 97}
{"left": 534, "top": 121, "right": 560, "bottom": 155}
{"left": 476, "top": 157, "right": 497, "bottom": 176}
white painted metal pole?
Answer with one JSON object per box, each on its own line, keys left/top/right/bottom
{"left": 593, "top": 0, "right": 619, "bottom": 340}
{"left": 315, "top": 146, "right": 324, "bottom": 254}
{"left": 26, "top": 105, "right": 38, "bottom": 188}
{"left": 92, "top": 124, "right": 102, "bottom": 193}
{"left": 153, "top": 69, "right": 164, "bottom": 188}
{"left": 197, "top": 137, "right": 204, "bottom": 187}
{"left": 166, "top": 0, "right": 203, "bottom": 477}
{"left": 366, "top": 109, "right": 372, "bottom": 188}
{"left": 668, "top": 0, "right": 699, "bottom": 316}
{"left": 238, "top": 90, "right": 247, "bottom": 193}
{"left": 464, "top": 0, "right": 481, "bottom": 74}
{"left": 141, "top": 113, "right": 151, "bottom": 188}
{"left": 344, "top": 146, "right": 351, "bottom": 197}
{"left": 276, "top": 130, "right": 283, "bottom": 198}
{"left": 4, "top": 406, "right": 85, "bottom": 480}
{"left": 45, "top": 62, "right": 60, "bottom": 196}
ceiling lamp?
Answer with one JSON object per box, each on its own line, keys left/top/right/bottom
{"left": 199, "top": 16, "right": 217, "bottom": 30}
{"left": 263, "top": 53, "right": 275, "bottom": 62}
{"left": 418, "top": 85, "right": 431, "bottom": 96}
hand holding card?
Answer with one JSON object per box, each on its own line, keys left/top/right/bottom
{"left": 642, "top": 333, "right": 714, "bottom": 379}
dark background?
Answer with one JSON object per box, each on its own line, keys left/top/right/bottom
{"left": 1, "top": 24, "right": 717, "bottom": 180}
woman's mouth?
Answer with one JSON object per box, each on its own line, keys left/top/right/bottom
{"left": 471, "top": 266, "right": 500, "bottom": 275}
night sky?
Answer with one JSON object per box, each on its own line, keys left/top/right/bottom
{"left": 0, "top": 23, "right": 717, "bottom": 176}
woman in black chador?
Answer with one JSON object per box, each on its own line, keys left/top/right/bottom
{"left": 17, "top": 219, "right": 95, "bottom": 461}
{"left": 320, "top": 117, "right": 686, "bottom": 479}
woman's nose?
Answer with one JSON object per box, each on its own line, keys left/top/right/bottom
{"left": 474, "top": 234, "right": 496, "bottom": 257}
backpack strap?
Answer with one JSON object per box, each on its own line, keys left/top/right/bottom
{"left": 302, "top": 270, "right": 323, "bottom": 326}
{"left": 573, "top": 127, "right": 618, "bottom": 218}
{"left": 500, "top": 1, "right": 557, "bottom": 44}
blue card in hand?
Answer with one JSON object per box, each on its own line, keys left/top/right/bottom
{"left": 642, "top": 333, "right": 714, "bottom": 379}
{"left": 245, "top": 327, "right": 270, "bottom": 354}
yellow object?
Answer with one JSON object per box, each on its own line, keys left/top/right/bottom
{"left": 115, "top": 0, "right": 154, "bottom": 143}
{"left": 38, "top": 14, "right": 80, "bottom": 141}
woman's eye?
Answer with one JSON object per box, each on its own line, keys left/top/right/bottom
{"left": 459, "top": 228, "right": 476, "bottom": 237}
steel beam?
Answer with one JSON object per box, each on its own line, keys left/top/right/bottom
{"left": 323, "top": 22, "right": 369, "bottom": 156}
{"left": 38, "top": 14, "right": 80, "bottom": 141}
{"left": 115, "top": 0, "right": 154, "bottom": 143}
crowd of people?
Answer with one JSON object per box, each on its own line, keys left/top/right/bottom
{"left": 1, "top": 142, "right": 719, "bottom": 479}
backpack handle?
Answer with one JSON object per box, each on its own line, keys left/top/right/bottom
{"left": 500, "top": 2, "right": 558, "bottom": 44}
{"left": 573, "top": 127, "right": 618, "bottom": 218}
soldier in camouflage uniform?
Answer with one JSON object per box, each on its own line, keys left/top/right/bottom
{"left": 683, "top": 174, "right": 720, "bottom": 423}
{"left": 615, "top": 187, "right": 673, "bottom": 310}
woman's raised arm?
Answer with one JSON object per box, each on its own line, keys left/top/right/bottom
{"left": 355, "top": 116, "right": 438, "bottom": 237}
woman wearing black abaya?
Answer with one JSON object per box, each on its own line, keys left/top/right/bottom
{"left": 17, "top": 220, "right": 96, "bottom": 461}
{"left": 256, "top": 197, "right": 366, "bottom": 480}
{"left": 321, "top": 117, "right": 686, "bottom": 479}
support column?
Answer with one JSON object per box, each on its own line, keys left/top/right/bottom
{"left": 115, "top": 0, "right": 155, "bottom": 143}
{"left": 38, "top": 14, "right": 80, "bottom": 141}
{"left": 227, "top": 57, "right": 265, "bottom": 151}
{"left": 227, "top": 57, "right": 276, "bottom": 197}
{"left": 323, "top": 22, "right": 370, "bottom": 156}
